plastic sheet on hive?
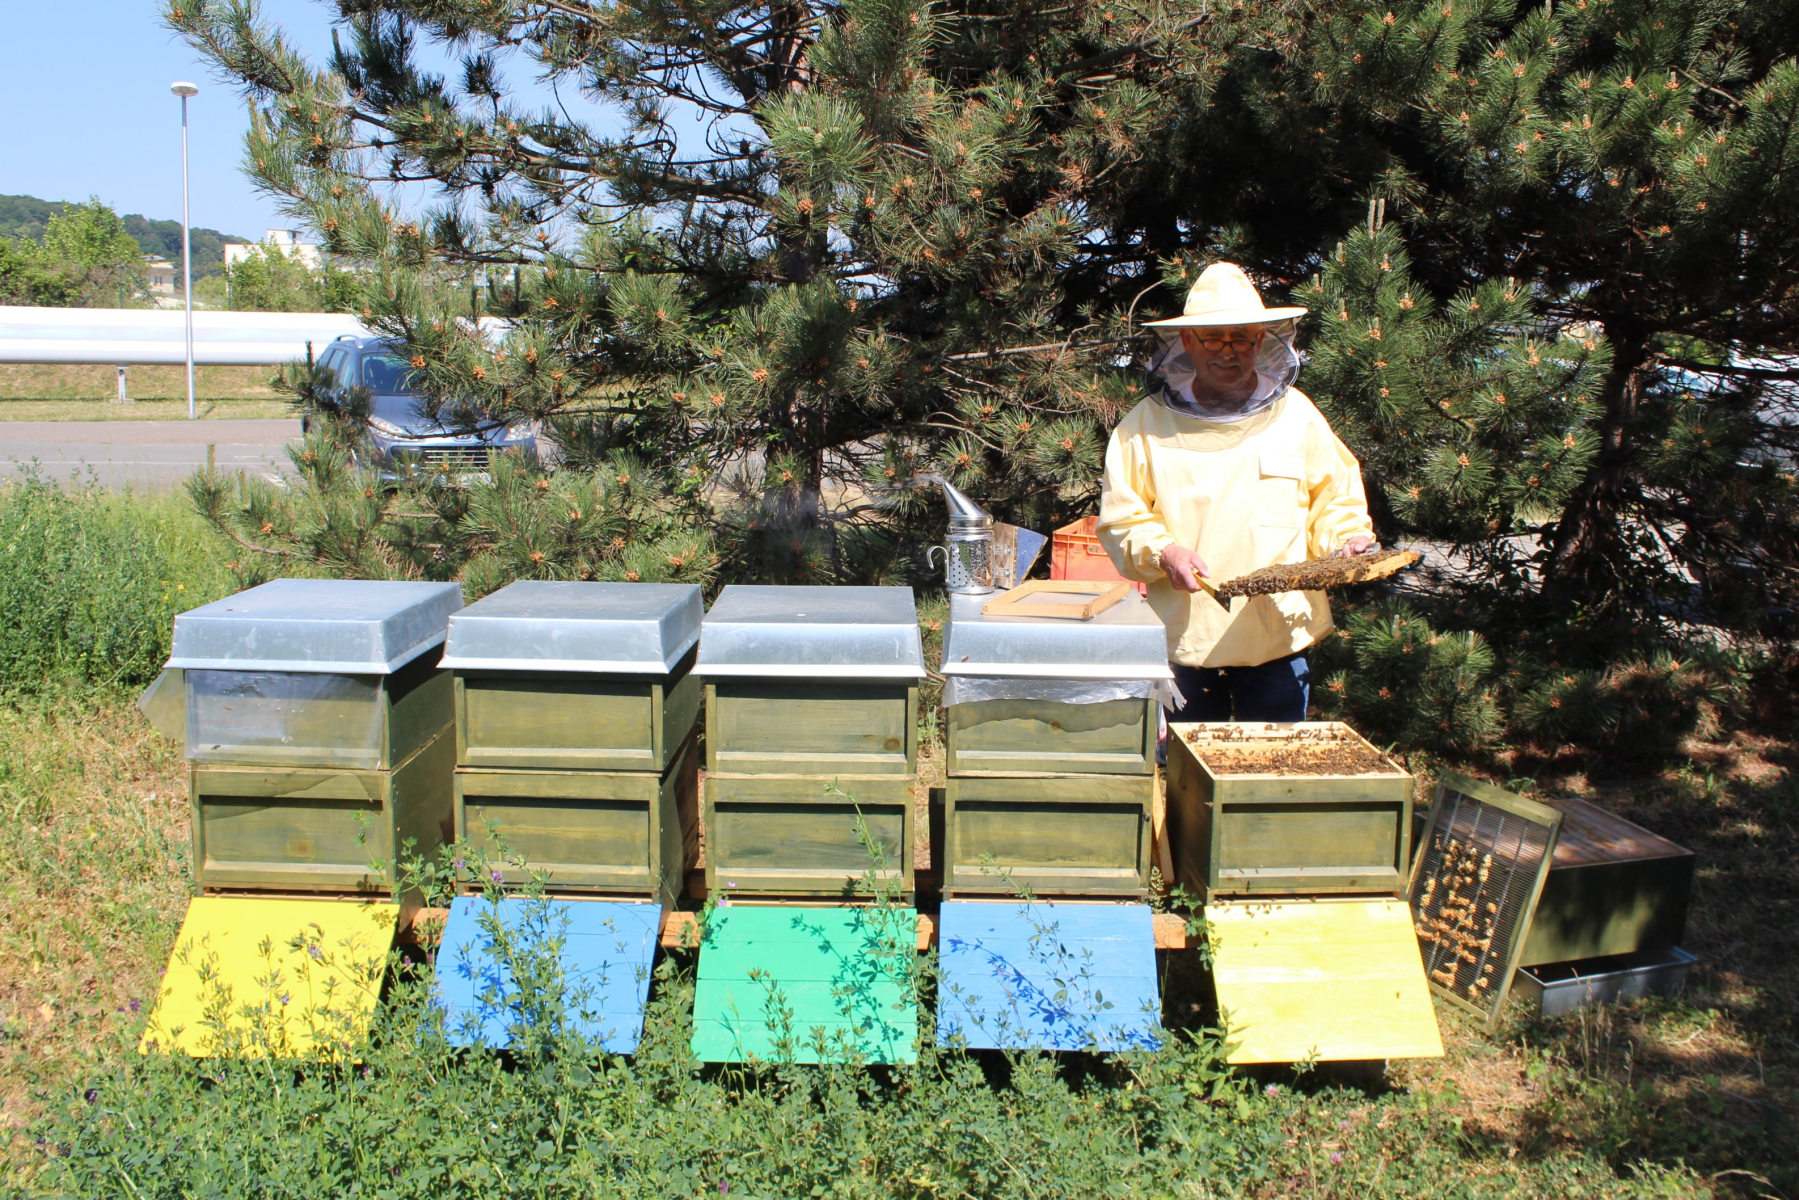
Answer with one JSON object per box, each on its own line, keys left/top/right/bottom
{"left": 936, "top": 901, "right": 1161, "bottom": 1051}
{"left": 691, "top": 905, "right": 918, "bottom": 1064}
{"left": 1207, "top": 899, "right": 1443, "bottom": 1064}
{"left": 142, "top": 897, "right": 397, "bottom": 1057}
{"left": 433, "top": 896, "right": 661, "bottom": 1053}
{"left": 186, "top": 669, "right": 384, "bottom": 768}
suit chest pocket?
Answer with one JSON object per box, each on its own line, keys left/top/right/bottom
{"left": 1254, "top": 452, "right": 1306, "bottom": 530}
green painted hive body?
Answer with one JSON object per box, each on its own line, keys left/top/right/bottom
{"left": 1165, "top": 722, "right": 1414, "bottom": 903}
{"left": 1518, "top": 798, "right": 1693, "bottom": 967}
{"left": 697, "top": 586, "right": 926, "bottom": 897}
{"left": 440, "top": 582, "right": 706, "bottom": 902}
{"left": 937, "top": 592, "right": 1170, "bottom": 898}
{"left": 168, "top": 579, "right": 468, "bottom": 896}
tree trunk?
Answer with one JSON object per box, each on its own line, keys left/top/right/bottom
{"left": 1541, "top": 326, "right": 1649, "bottom": 599}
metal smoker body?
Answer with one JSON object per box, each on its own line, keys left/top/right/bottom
{"left": 920, "top": 475, "right": 996, "bottom": 594}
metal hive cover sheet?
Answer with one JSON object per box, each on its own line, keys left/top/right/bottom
{"left": 1409, "top": 773, "right": 1563, "bottom": 1025}
{"left": 1207, "top": 898, "right": 1443, "bottom": 1064}
{"left": 433, "top": 896, "right": 661, "bottom": 1053}
{"left": 697, "top": 585, "right": 926, "bottom": 679}
{"left": 691, "top": 904, "right": 919, "bottom": 1063}
{"left": 937, "top": 901, "right": 1162, "bottom": 1051}
{"left": 440, "top": 580, "right": 702, "bottom": 674}
{"left": 940, "top": 590, "right": 1172, "bottom": 679}
{"left": 166, "top": 578, "right": 464, "bottom": 673}
{"left": 141, "top": 896, "right": 398, "bottom": 1057}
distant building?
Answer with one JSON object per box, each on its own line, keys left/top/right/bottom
{"left": 224, "top": 229, "right": 324, "bottom": 270}
{"left": 144, "top": 257, "right": 177, "bottom": 296}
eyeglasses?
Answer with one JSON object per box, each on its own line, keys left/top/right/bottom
{"left": 1191, "top": 336, "right": 1259, "bottom": 353}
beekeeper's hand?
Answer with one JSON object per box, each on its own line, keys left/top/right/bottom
{"left": 1158, "top": 544, "right": 1211, "bottom": 593}
{"left": 1336, "top": 534, "right": 1376, "bottom": 558}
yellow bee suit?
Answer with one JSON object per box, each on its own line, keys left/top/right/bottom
{"left": 1096, "top": 388, "right": 1374, "bottom": 669}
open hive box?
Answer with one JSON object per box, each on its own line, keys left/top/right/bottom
{"left": 167, "top": 578, "right": 463, "bottom": 895}
{"left": 1165, "top": 722, "right": 1414, "bottom": 903}
{"left": 696, "top": 585, "right": 924, "bottom": 896}
{"left": 439, "top": 581, "right": 702, "bottom": 902}
{"left": 1167, "top": 722, "right": 1441, "bottom": 1065}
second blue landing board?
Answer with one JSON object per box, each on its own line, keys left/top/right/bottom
{"left": 937, "top": 901, "right": 1162, "bottom": 1051}
{"left": 433, "top": 897, "right": 660, "bottom": 1053}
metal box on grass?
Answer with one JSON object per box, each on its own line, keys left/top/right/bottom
{"left": 439, "top": 581, "right": 705, "bottom": 899}
{"left": 1165, "top": 722, "right": 1414, "bottom": 902}
{"left": 697, "top": 586, "right": 925, "bottom": 895}
{"left": 168, "top": 579, "right": 465, "bottom": 894}
{"left": 1512, "top": 946, "right": 1698, "bottom": 1018}
{"left": 1518, "top": 798, "right": 1694, "bottom": 967}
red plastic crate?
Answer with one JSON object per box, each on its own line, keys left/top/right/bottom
{"left": 1050, "top": 516, "right": 1147, "bottom": 596}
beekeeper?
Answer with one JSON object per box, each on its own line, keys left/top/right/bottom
{"left": 1097, "top": 262, "right": 1374, "bottom": 729}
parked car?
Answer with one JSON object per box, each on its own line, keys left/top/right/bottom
{"left": 305, "top": 335, "right": 536, "bottom": 482}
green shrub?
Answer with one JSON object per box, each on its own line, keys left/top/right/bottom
{"left": 0, "top": 476, "right": 232, "bottom": 693}
{"left": 1314, "top": 599, "right": 1503, "bottom": 756}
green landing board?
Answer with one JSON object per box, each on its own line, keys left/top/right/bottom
{"left": 691, "top": 904, "right": 918, "bottom": 1064}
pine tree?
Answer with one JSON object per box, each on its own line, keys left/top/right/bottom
{"left": 1147, "top": 0, "right": 1799, "bottom": 640}
{"left": 168, "top": 0, "right": 1306, "bottom": 587}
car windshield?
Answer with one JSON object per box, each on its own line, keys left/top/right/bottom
{"left": 362, "top": 354, "right": 420, "bottom": 395}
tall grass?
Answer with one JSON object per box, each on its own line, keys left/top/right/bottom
{"left": 0, "top": 475, "right": 234, "bottom": 693}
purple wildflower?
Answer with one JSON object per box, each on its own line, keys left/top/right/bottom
{"left": 84, "top": 1089, "right": 97, "bottom": 1105}
{"left": 129, "top": 998, "right": 140, "bottom": 1014}
{"left": 719, "top": 1181, "right": 729, "bottom": 1195}
{"left": 491, "top": 869, "right": 505, "bottom": 884}
{"left": 1329, "top": 1152, "right": 1344, "bottom": 1165}
{"left": 454, "top": 857, "right": 466, "bottom": 871}
{"left": 1265, "top": 1083, "right": 1279, "bottom": 1097}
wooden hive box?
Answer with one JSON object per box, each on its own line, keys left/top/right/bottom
{"left": 439, "top": 581, "right": 706, "bottom": 900}
{"left": 1165, "top": 722, "right": 1414, "bottom": 903}
{"left": 168, "top": 579, "right": 465, "bottom": 894}
{"left": 934, "top": 591, "right": 1169, "bottom": 896}
{"left": 697, "top": 585, "right": 926, "bottom": 895}
{"left": 1518, "top": 798, "right": 1694, "bottom": 967}
{"left": 941, "top": 772, "right": 1155, "bottom": 897}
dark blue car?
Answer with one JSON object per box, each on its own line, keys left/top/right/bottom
{"left": 307, "top": 335, "right": 536, "bottom": 482}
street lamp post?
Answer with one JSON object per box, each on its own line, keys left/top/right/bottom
{"left": 171, "top": 82, "right": 199, "bottom": 420}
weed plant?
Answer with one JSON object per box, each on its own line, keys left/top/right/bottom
{"left": 0, "top": 474, "right": 235, "bottom": 694}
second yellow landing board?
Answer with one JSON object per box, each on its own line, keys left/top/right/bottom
{"left": 142, "top": 896, "right": 398, "bottom": 1057}
{"left": 1208, "top": 899, "right": 1443, "bottom": 1064}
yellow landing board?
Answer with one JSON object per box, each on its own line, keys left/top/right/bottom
{"left": 1208, "top": 899, "right": 1443, "bottom": 1065}
{"left": 142, "top": 897, "right": 398, "bottom": 1057}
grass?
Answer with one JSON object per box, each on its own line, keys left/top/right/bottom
{"left": 0, "top": 364, "right": 291, "bottom": 420}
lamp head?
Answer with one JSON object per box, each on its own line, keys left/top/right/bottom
{"left": 170, "top": 82, "right": 199, "bottom": 98}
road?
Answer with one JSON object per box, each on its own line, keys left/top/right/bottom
{"left": 0, "top": 419, "right": 301, "bottom": 488}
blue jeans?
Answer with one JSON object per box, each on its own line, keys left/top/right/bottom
{"left": 1167, "top": 652, "right": 1311, "bottom": 725}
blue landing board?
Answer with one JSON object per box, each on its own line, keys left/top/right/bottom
{"left": 937, "top": 901, "right": 1162, "bottom": 1051}
{"left": 433, "top": 897, "right": 661, "bottom": 1053}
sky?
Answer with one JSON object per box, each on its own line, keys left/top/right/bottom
{"left": 0, "top": 0, "right": 617, "bottom": 240}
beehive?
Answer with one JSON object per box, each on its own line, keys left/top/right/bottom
{"left": 168, "top": 579, "right": 463, "bottom": 894}
{"left": 1518, "top": 798, "right": 1694, "bottom": 968}
{"left": 1164, "top": 722, "right": 1414, "bottom": 903}
{"left": 439, "top": 581, "right": 703, "bottom": 901}
{"left": 697, "top": 585, "right": 924, "bottom": 896}
{"left": 937, "top": 592, "right": 1168, "bottom": 897}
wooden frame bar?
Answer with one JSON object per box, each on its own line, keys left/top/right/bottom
{"left": 981, "top": 579, "right": 1131, "bottom": 621}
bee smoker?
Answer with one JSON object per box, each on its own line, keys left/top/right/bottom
{"left": 919, "top": 474, "right": 997, "bottom": 595}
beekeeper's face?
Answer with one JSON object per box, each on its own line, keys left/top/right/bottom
{"left": 1180, "top": 325, "right": 1265, "bottom": 396}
